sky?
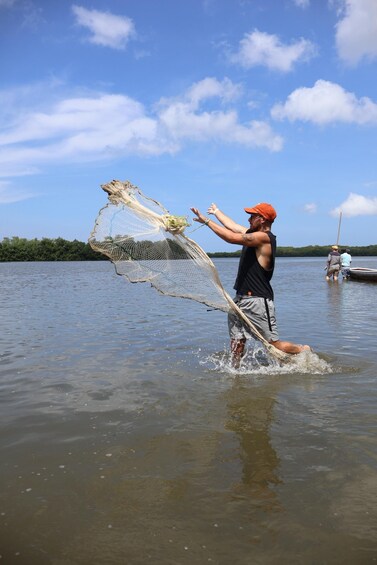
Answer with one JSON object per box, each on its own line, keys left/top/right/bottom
{"left": 1, "top": 0, "right": 377, "bottom": 251}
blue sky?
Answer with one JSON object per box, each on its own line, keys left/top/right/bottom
{"left": 1, "top": 0, "right": 377, "bottom": 251}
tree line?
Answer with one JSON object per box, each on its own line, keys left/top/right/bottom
{"left": 1, "top": 237, "right": 377, "bottom": 262}
{"left": 209, "top": 244, "right": 377, "bottom": 258}
{"left": 0, "top": 237, "right": 103, "bottom": 262}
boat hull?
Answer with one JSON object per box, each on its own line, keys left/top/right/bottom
{"left": 349, "top": 268, "right": 377, "bottom": 282}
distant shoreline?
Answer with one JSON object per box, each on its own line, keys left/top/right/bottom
{"left": 208, "top": 245, "right": 377, "bottom": 258}
{"left": 1, "top": 237, "right": 377, "bottom": 262}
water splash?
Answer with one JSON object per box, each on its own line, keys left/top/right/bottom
{"left": 202, "top": 342, "right": 333, "bottom": 376}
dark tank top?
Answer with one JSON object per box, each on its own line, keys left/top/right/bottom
{"left": 233, "top": 231, "right": 276, "bottom": 300}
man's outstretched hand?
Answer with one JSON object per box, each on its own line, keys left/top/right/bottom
{"left": 191, "top": 207, "right": 208, "bottom": 224}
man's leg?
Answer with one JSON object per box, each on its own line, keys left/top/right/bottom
{"left": 270, "top": 340, "right": 311, "bottom": 354}
{"left": 230, "top": 338, "right": 246, "bottom": 368}
{"left": 326, "top": 268, "right": 334, "bottom": 281}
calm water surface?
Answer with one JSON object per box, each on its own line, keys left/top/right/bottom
{"left": 1, "top": 258, "right": 377, "bottom": 564}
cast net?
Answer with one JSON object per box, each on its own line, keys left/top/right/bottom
{"left": 89, "top": 180, "right": 289, "bottom": 362}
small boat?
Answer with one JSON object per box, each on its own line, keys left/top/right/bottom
{"left": 349, "top": 268, "right": 377, "bottom": 282}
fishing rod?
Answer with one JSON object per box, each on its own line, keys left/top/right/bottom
{"left": 336, "top": 211, "right": 342, "bottom": 246}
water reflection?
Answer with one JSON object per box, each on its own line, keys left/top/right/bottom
{"left": 224, "top": 380, "right": 282, "bottom": 511}
{"left": 325, "top": 278, "right": 343, "bottom": 327}
{"left": 323, "top": 273, "right": 377, "bottom": 353}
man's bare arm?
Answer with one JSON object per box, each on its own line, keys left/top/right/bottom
{"left": 207, "top": 202, "right": 246, "bottom": 233}
{"left": 191, "top": 208, "right": 268, "bottom": 248}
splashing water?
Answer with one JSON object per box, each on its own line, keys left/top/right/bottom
{"left": 202, "top": 341, "right": 333, "bottom": 376}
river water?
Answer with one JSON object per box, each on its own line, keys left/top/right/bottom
{"left": 1, "top": 258, "right": 377, "bottom": 564}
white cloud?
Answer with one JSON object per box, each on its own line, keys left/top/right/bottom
{"left": 293, "top": 0, "right": 310, "bottom": 8}
{"left": 152, "top": 77, "right": 282, "bottom": 151}
{"left": 185, "top": 77, "right": 242, "bottom": 106}
{"left": 72, "top": 5, "right": 135, "bottom": 50}
{"left": 0, "top": 94, "right": 150, "bottom": 146}
{"left": 0, "top": 180, "right": 35, "bottom": 204}
{"left": 159, "top": 102, "right": 282, "bottom": 150}
{"left": 0, "top": 78, "right": 283, "bottom": 178}
{"left": 335, "top": 0, "right": 377, "bottom": 65}
{"left": 229, "top": 29, "right": 316, "bottom": 72}
{"left": 0, "top": 0, "right": 17, "bottom": 7}
{"left": 331, "top": 193, "right": 377, "bottom": 217}
{"left": 271, "top": 79, "right": 377, "bottom": 125}
{"left": 0, "top": 93, "right": 164, "bottom": 170}
{"left": 0, "top": 0, "right": 43, "bottom": 28}
{"left": 363, "top": 180, "right": 377, "bottom": 188}
{"left": 304, "top": 203, "right": 317, "bottom": 213}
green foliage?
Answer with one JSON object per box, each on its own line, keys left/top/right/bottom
{"left": 1, "top": 237, "right": 377, "bottom": 262}
{"left": 208, "top": 244, "right": 377, "bottom": 258}
{"left": 162, "top": 214, "right": 190, "bottom": 234}
{"left": 0, "top": 237, "right": 105, "bottom": 262}
{"left": 276, "top": 245, "right": 332, "bottom": 257}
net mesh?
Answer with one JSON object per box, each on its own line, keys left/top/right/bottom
{"left": 89, "top": 180, "right": 289, "bottom": 362}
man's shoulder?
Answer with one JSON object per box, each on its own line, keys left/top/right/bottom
{"left": 261, "top": 230, "right": 275, "bottom": 243}
{"left": 241, "top": 229, "right": 272, "bottom": 248}
{"left": 255, "top": 230, "right": 274, "bottom": 243}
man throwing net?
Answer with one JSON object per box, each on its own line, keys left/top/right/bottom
{"left": 191, "top": 201, "right": 311, "bottom": 367}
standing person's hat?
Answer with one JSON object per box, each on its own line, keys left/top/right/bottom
{"left": 332, "top": 245, "right": 339, "bottom": 250}
{"left": 244, "top": 202, "right": 277, "bottom": 222}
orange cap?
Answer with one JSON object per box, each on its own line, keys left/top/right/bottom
{"left": 244, "top": 202, "right": 277, "bottom": 222}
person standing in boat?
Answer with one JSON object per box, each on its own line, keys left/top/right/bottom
{"left": 326, "top": 245, "right": 341, "bottom": 281}
{"left": 190, "top": 201, "right": 310, "bottom": 366}
{"left": 340, "top": 248, "right": 352, "bottom": 280}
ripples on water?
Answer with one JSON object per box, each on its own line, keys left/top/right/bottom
{"left": 1, "top": 258, "right": 377, "bottom": 563}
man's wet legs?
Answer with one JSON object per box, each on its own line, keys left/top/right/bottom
{"left": 230, "top": 338, "right": 246, "bottom": 368}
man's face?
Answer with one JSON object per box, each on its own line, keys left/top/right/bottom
{"left": 248, "top": 214, "right": 264, "bottom": 230}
